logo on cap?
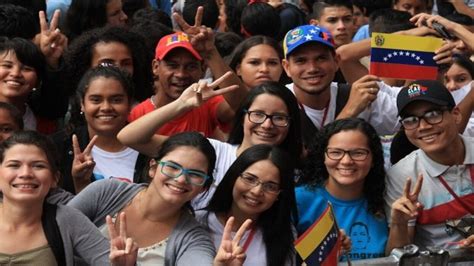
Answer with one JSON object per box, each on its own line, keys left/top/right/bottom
{"left": 407, "top": 83, "right": 428, "bottom": 98}
{"left": 287, "top": 28, "right": 304, "bottom": 46}
{"left": 167, "top": 33, "right": 190, "bottom": 46}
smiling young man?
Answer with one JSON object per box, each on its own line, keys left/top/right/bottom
{"left": 282, "top": 25, "right": 400, "bottom": 144}
{"left": 129, "top": 31, "right": 244, "bottom": 137}
{"left": 385, "top": 80, "right": 474, "bottom": 251}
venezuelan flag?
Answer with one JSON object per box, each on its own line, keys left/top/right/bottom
{"left": 370, "top": 33, "right": 443, "bottom": 80}
{"left": 295, "top": 203, "right": 341, "bottom": 265}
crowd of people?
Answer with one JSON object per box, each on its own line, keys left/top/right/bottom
{"left": 0, "top": 0, "right": 473, "bottom": 265}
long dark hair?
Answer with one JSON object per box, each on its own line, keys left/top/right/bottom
{"left": 228, "top": 81, "right": 302, "bottom": 159}
{"left": 300, "top": 118, "right": 386, "bottom": 216}
{"left": 206, "top": 144, "right": 296, "bottom": 266}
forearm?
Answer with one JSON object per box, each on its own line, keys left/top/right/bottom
{"left": 205, "top": 48, "right": 247, "bottom": 112}
{"left": 385, "top": 223, "right": 413, "bottom": 255}
{"left": 451, "top": 2, "right": 474, "bottom": 18}
{"left": 117, "top": 99, "right": 191, "bottom": 156}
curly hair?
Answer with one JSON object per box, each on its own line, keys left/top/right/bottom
{"left": 64, "top": 26, "right": 153, "bottom": 101}
{"left": 300, "top": 118, "right": 386, "bottom": 216}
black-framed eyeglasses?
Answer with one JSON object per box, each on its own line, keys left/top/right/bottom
{"left": 156, "top": 160, "right": 209, "bottom": 186}
{"left": 325, "top": 148, "right": 370, "bottom": 161}
{"left": 244, "top": 110, "right": 290, "bottom": 127}
{"left": 239, "top": 173, "right": 281, "bottom": 194}
{"left": 400, "top": 109, "right": 448, "bottom": 130}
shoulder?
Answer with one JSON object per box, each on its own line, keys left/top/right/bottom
{"left": 129, "top": 99, "right": 154, "bottom": 121}
{"left": 387, "top": 151, "right": 420, "bottom": 178}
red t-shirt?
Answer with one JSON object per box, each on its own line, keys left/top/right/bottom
{"left": 128, "top": 96, "right": 226, "bottom": 137}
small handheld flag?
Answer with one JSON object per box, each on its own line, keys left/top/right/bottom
{"left": 370, "top": 33, "right": 443, "bottom": 80}
{"left": 295, "top": 202, "right": 342, "bottom": 265}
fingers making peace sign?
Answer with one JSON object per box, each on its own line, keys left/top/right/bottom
{"left": 391, "top": 174, "right": 424, "bottom": 225}
{"left": 71, "top": 135, "right": 98, "bottom": 192}
{"left": 107, "top": 212, "right": 138, "bottom": 266}
{"left": 173, "top": 6, "right": 215, "bottom": 56}
{"left": 215, "top": 216, "right": 252, "bottom": 266}
{"left": 178, "top": 71, "right": 239, "bottom": 108}
{"left": 37, "top": 10, "right": 68, "bottom": 68}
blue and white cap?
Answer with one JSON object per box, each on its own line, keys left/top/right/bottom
{"left": 283, "top": 25, "right": 335, "bottom": 58}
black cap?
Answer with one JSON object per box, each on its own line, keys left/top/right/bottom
{"left": 397, "top": 80, "right": 455, "bottom": 116}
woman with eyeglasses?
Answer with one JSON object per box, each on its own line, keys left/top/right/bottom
{"left": 196, "top": 144, "right": 297, "bottom": 265}
{"left": 118, "top": 78, "right": 302, "bottom": 209}
{"left": 67, "top": 131, "right": 251, "bottom": 265}
{"left": 296, "top": 118, "right": 388, "bottom": 261}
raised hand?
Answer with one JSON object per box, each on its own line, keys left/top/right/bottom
{"left": 214, "top": 216, "right": 252, "bottom": 266}
{"left": 71, "top": 135, "right": 97, "bottom": 191}
{"left": 36, "top": 10, "right": 68, "bottom": 69}
{"left": 173, "top": 6, "right": 216, "bottom": 56}
{"left": 337, "top": 74, "right": 381, "bottom": 119}
{"left": 391, "top": 174, "right": 424, "bottom": 225}
{"left": 108, "top": 212, "right": 138, "bottom": 266}
{"left": 178, "top": 71, "right": 239, "bottom": 108}
{"left": 410, "top": 13, "right": 457, "bottom": 33}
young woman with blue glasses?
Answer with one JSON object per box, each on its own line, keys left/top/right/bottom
{"left": 67, "top": 131, "right": 251, "bottom": 265}
{"left": 117, "top": 74, "right": 302, "bottom": 209}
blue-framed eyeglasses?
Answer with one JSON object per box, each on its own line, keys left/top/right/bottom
{"left": 156, "top": 160, "right": 210, "bottom": 186}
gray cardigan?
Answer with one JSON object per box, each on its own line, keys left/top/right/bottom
{"left": 55, "top": 204, "right": 110, "bottom": 265}
{"left": 67, "top": 179, "right": 216, "bottom": 266}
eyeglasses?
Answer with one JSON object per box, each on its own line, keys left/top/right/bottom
{"left": 244, "top": 110, "right": 290, "bottom": 127}
{"left": 325, "top": 148, "right": 370, "bottom": 161}
{"left": 400, "top": 109, "right": 447, "bottom": 130}
{"left": 239, "top": 173, "right": 281, "bottom": 194}
{"left": 156, "top": 160, "right": 209, "bottom": 186}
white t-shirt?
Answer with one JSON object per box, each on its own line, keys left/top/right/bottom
{"left": 286, "top": 81, "right": 402, "bottom": 135}
{"left": 91, "top": 146, "right": 139, "bottom": 183}
{"left": 196, "top": 211, "right": 267, "bottom": 266}
{"left": 192, "top": 139, "right": 238, "bottom": 210}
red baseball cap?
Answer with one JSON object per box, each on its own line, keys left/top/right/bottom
{"left": 155, "top": 32, "right": 202, "bottom": 61}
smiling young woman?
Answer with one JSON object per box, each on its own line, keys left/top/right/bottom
{"left": 0, "top": 131, "right": 135, "bottom": 265}
{"left": 296, "top": 118, "right": 388, "bottom": 261}
{"left": 51, "top": 66, "right": 148, "bottom": 194}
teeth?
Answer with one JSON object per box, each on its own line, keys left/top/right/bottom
{"left": 166, "top": 183, "right": 186, "bottom": 193}
{"left": 97, "top": 116, "right": 115, "bottom": 121}
{"left": 244, "top": 196, "right": 260, "bottom": 206}
{"left": 5, "top": 81, "right": 22, "bottom": 86}
{"left": 420, "top": 134, "right": 437, "bottom": 141}
{"left": 255, "top": 131, "right": 275, "bottom": 138}
{"left": 338, "top": 169, "right": 355, "bottom": 175}
{"left": 13, "top": 184, "right": 37, "bottom": 189}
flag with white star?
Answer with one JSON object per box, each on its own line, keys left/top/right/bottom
{"left": 295, "top": 202, "right": 342, "bottom": 266}
{"left": 369, "top": 32, "right": 443, "bottom": 80}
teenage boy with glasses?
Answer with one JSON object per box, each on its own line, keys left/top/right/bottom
{"left": 385, "top": 80, "right": 474, "bottom": 253}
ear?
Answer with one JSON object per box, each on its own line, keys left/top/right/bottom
{"left": 152, "top": 59, "right": 160, "bottom": 76}
{"left": 309, "top": 19, "right": 319, "bottom": 26}
{"left": 52, "top": 171, "right": 60, "bottom": 188}
{"left": 451, "top": 107, "right": 463, "bottom": 124}
{"left": 282, "top": 59, "right": 292, "bottom": 78}
{"left": 236, "top": 63, "right": 242, "bottom": 76}
{"left": 80, "top": 100, "right": 85, "bottom": 113}
{"left": 148, "top": 159, "right": 157, "bottom": 180}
